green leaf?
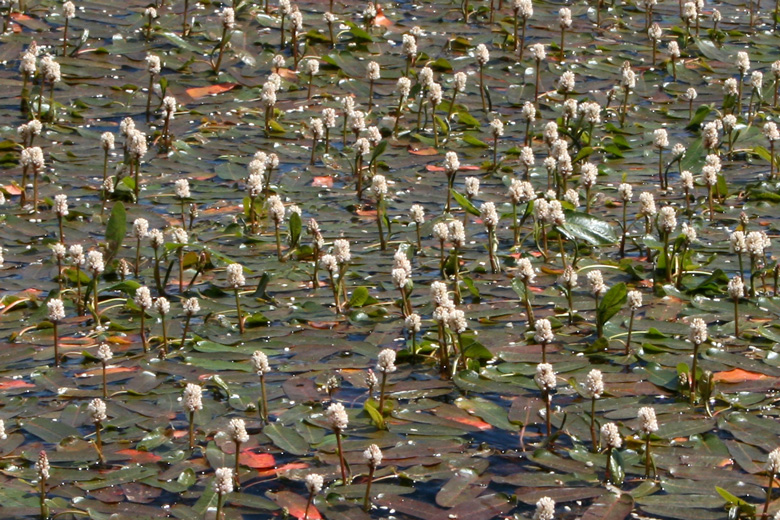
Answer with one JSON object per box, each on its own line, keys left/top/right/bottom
{"left": 456, "top": 111, "right": 481, "bottom": 128}
{"left": 561, "top": 211, "right": 618, "bottom": 245}
{"left": 263, "top": 423, "right": 309, "bottom": 456}
{"left": 370, "top": 139, "right": 388, "bottom": 163}
{"left": 348, "top": 286, "right": 370, "bottom": 307}
{"left": 462, "top": 134, "right": 490, "bottom": 147}
{"left": 608, "top": 449, "right": 625, "bottom": 486}
{"left": 289, "top": 211, "right": 302, "bottom": 248}
{"left": 364, "top": 399, "right": 385, "bottom": 429}
{"left": 597, "top": 282, "right": 627, "bottom": 330}
{"left": 685, "top": 104, "right": 712, "bottom": 130}
{"left": 105, "top": 201, "right": 127, "bottom": 263}
{"left": 451, "top": 190, "right": 480, "bottom": 216}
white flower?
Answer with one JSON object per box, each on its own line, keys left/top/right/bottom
{"left": 47, "top": 298, "right": 65, "bottom": 322}
{"left": 728, "top": 276, "right": 744, "bottom": 300}
{"left": 433, "top": 222, "right": 449, "bottom": 242}
{"left": 559, "top": 7, "right": 572, "bottom": 28}
{"left": 183, "top": 297, "right": 200, "bottom": 315}
{"left": 364, "top": 443, "right": 383, "bottom": 467}
{"left": 268, "top": 195, "right": 285, "bottom": 223}
{"left": 444, "top": 151, "right": 460, "bottom": 174}
{"left": 227, "top": 417, "right": 249, "bottom": 443}
{"left": 639, "top": 192, "right": 656, "bottom": 216}
{"left": 371, "top": 175, "right": 388, "bottom": 199}
{"left": 377, "top": 348, "right": 397, "bottom": 373}
{"left": 325, "top": 402, "right": 349, "bottom": 430}
{"left": 170, "top": 227, "right": 188, "bottom": 245}
{"left": 162, "top": 96, "right": 176, "bottom": 117}
{"left": 306, "top": 59, "right": 319, "bottom": 76}
{"left": 220, "top": 7, "right": 236, "bottom": 28}
{"left": 653, "top": 129, "right": 669, "bottom": 149}
{"left": 764, "top": 122, "right": 780, "bottom": 142}
{"left": 155, "top": 297, "right": 170, "bottom": 315}
{"left": 88, "top": 398, "right": 107, "bottom": 423}
{"left": 600, "top": 423, "right": 622, "bottom": 449}
{"left": 134, "top": 286, "right": 153, "bottom": 309}
{"left": 133, "top": 218, "right": 149, "bottom": 239}
{"left": 490, "top": 118, "right": 504, "bottom": 137}
{"left": 453, "top": 71, "right": 467, "bottom": 92}
{"left": 96, "top": 343, "right": 112, "bottom": 363}
{"left": 558, "top": 265, "right": 578, "bottom": 289}
{"left": 305, "top": 473, "right": 324, "bottom": 494}
{"left": 480, "top": 202, "right": 499, "bottom": 227}
{"left": 534, "top": 363, "right": 556, "bottom": 391}
{"left": 628, "top": 290, "right": 642, "bottom": 310}
{"left": 213, "top": 467, "right": 234, "bottom": 495}
{"left": 529, "top": 43, "right": 546, "bottom": 61}
{"left": 449, "top": 220, "right": 465, "bottom": 248}
{"left": 367, "top": 61, "right": 380, "bottom": 80}
{"left": 252, "top": 351, "right": 270, "bottom": 375}
{"left": 334, "top": 239, "right": 351, "bottom": 264}
{"left": 534, "top": 319, "right": 554, "bottom": 344}
{"left": 689, "top": 318, "right": 707, "bottom": 345}
{"left": 587, "top": 270, "right": 607, "bottom": 297}
{"left": 475, "top": 43, "right": 489, "bottom": 65}
{"left": 183, "top": 383, "right": 203, "bottom": 412}
{"left": 227, "top": 263, "right": 246, "bottom": 288}
{"left": 36, "top": 451, "right": 50, "bottom": 480}
{"left": 533, "top": 496, "right": 555, "bottom": 520}
{"left": 146, "top": 54, "right": 161, "bottom": 75}
{"left": 768, "top": 448, "right": 780, "bottom": 474}
{"left": 52, "top": 242, "right": 67, "bottom": 260}
{"left": 0, "top": 419, "right": 6, "bottom": 440}
{"left": 558, "top": 71, "right": 575, "bottom": 92}
{"left": 667, "top": 41, "right": 680, "bottom": 59}
{"left": 638, "top": 406, "right": 658, "bottom": 434}
{"left": 586, "top": 369, "right": 604, "bottom": 399}
{"left": 402, "top": 34, "right": 417, "bottom": 58}
{"left": 517, "top": 258, "right": 535, "bottom": 284}
{"left": 409, "top": 204, "right": 425, "bottom": 225}
{"left": 659, "top": 206, "right": 677, "bottom": 234}
{"left": 86, "top": 251, "right": 105, "bottom": 274}
{"left": 405, "top": 313, "right": 421, "bottom": 333}
{"left": 736, "top": 51, "right": 750, "bottom": 75}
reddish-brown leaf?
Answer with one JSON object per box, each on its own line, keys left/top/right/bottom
{"left": 186, "top": 83, "right": 238, "bottom": 99}
{"left": 239, "top": 450, "right": 275, "bottom": 469}
{"left": 714, "top": 368, "right": 771, "bottom": 383}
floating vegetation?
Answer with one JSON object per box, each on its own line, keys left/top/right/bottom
{"left": 0, "top": 0, "right": 780, "bottom": 518}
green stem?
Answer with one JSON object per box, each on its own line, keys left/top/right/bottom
{"left": 235, "top": 288, "right": 244, "bottom": 334}
{"left": 363, "top": 465, "right": 376, "bottom": 511}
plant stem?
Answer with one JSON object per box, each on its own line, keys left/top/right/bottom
{"left": 690, "top": 342, "right": 699, "bottom": 404}
{"left": 335, "top": 429, "right": 348, "bottom": 484}
{"left": 235, "top": 288, "right": 244, "bottom": 334}
{"left": 644, "top": 434, "right": 652, "bottom": 478}
{"left": 180, "top": 314, "right": 191, "bottom": 349}
{"left": 140, "top": 311, "right": 148, "bottom": 352}
{"left": 260, "top": 373, "right": 269, "bottom": 423}
{"left": 378, "top": 371, "right": 388, "bottom": 414}
{"left": 102, "top": 362, "right": 107, "bottom": 399}
{"left": 590, "top": 396, "right": 597, "bottom": 452}
{"left": 763, "top": 471, "right": 776, "bottom": 520}
{"left": 160, "top": 314, "right": 168, "bottom": 357}
{"left": 626, "top": 310, "right": 635, "bottom": 355}
{"left": 363, "top": 465, "right": 376, "bottom": 511}
{"left": 234, "top": 440, "right": 241, "bottom": 489}
{"left": 188, "top": 410, "right": 195, "bottom": 449}
{"left": 53, "top": 321, "right": 60, "bottom": 368}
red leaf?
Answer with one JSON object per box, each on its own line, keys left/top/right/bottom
{"left": 425, "top": 164, "right": 480, "bottom": 172}
{"left": 239, "top": 450, "right": 275, "bottom": 469}
{"left": 272, "top": 491, "right": 321, "bottom": 519}
{"left": 312, "top": 176, "right": 334, "bottom": 188}
{"left": 116, "top": 449, "right": 162, "bottom": 464}
{"left": 257, "top": 462, "right": 308, "bottom": 477}
{"left": 186, "top": 83, "right": 238, "bottom": 99}
{"left": 0, "top": 380, "right": 34, "bottom": 390}
{"left": 408, "top": 147, "right": 439, "bottom": 156}
{"left": 373, "top": 3, "right": 393, "bottom": 26}
{"left": 713, "top": 368, "right": 771, "bottom": 383}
